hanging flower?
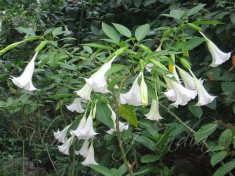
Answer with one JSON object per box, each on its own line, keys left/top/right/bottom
{"left": 11, "top": 52, "right": 38, "bottom": 91}
{"left": 85, "top": 56, "right": 116, "bottom": 93}
{"left": 54, "top": 124, "right": 71, "bottom": 143}
{"left": 66, "top": 98, "right": 85, "bottom": 113}
{"left": 70, "top": 113, "right": 87, "bottom": 139}
{"left": 58, "top": 136, "right": 75, "bottom": 155}
{"left": 106, "top": 104, "right": 129, "bottom": 134}
{"left": 164, "top": 75, "right": 197, "bottom": 108}
{"left": 75, "top": 139, "right": 89, "bottom": 157}
{"left": 199, "top": 32, "right": 231, "bottom": 67}
{"left": 145, "top": 99, "right": 163, "bottom": 121}
{"left": 75, "top": 83, "right": 92, "bottom": 101}
{"left": 80, "top": 110, "right": 98, "bottom": 139}
{"left": 81, "top": 142, "right": 98, "bottom": 166}
{"left": 176, "top": 66, "right": 195, "bottom": 90}
{"left": 140, "top": 72, "right": 148, "bottom": 106}
{"left": 120, "top": 73, "right": 142, "bottom": 106}
{"left": 189, "top": 70, "right": 216, "bottom": 106}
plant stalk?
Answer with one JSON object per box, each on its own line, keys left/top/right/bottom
{"left": 112, "top": 89, "right": 134, "bottom": 176}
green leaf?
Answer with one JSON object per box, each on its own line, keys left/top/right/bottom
{"left": 135, "top": 24, "right": 150, "bottom": 41}
{"left": 219, "top": 129, "right": 232, "bottom": 148}
{"left": 162, "top": 10, "right": 185, "bottom": 20}
{"left": 187, "top": 4, "right": 206, "bottom": 16}
{"left": 221, "top": 82, "right": 235, "bottom": 93}
{"left": 230, "top": 13, "right": 235, "bottom": 24}
{"left": 211, "top": 151, "right": 227, "bottom": 167}
{"left": 118, "top": 164, "right": 127, "bottom": 176}
{"left": 96, "top": 103, "right": 114, "bottom": 128}
{"left": 90, "top": 165, "right": 116, "bottom": 176}
{"left": 141, "top": 155, "right": 160, "bottom": 163}
{"left": 144, "top": 0, "right": 156, "bottom": 6}
{"left": 207, "top": 146, "right": 225, "bottom": 152}
{"left": 105, "top": 65, "right": 127, "bottom": 76}
{"left": 195, "top": 123, "right": 217, "bottom": 143}
{"left": 192, "top": 20, "right": 222, "bottom": 25}
{"left": 83, "top": 46, "right": 93, "bottom": 54}
{"left": 184, "top": 37, "right": 205, "bottom": 50}
{"left": 119, "top": 104, "right": 138, "bottom": 128}
{"left": 134, "top": 134, "right": 156, "bottom": 151}
{"left": 188, "top": 102, "right": 203, "bottom": 118}
{"left": 213, "top": 160, "right": 235, "bottom": 176}
{"left": 81, "top": 43, "right": 114, "bottom": 50}
{"left": 52, "top": 27, "right": 63, "bottom": 37}
{"left": 113, "top": 23, "right": 131, "bottom": 38}
{"left": 16, "top": 27, "right": 36, "bottom": 36}
{"left": 102, "top": 22, "right": 120, "bottom": 44}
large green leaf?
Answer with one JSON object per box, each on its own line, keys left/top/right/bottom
{"left": 195, "top": 123, "right": 217, "bottom": 143}
{"left": 141, "top": 155, "right": 160, "bottom": 163}
{"left": 162, "top": 10, "right": 185, "bottom": 20}
{"left": 102, "top": 22, "right": 120, "bottom": 44}
{"left": 96, "top": 103, "right": 114, "bottom": 128}
{"left": 52, "top": 27, "right": 63, "bottom": 37}
{"left": 90, "top": 165, "right": 117, "bottom": 176}
{"left": 113, "top": 23, "right": 131, "bottom": 38}
{"left": 213, "top": 160, "right": 235, "bottom": 176}
{"left": 188, "top": 102, "right": 203, "bottom": 118}
{"left": 187, "top": 4, "right": 206, "bottom": 16}
{"left": 184, "top": 37, "right": 205, "bottom": 50}
{"left": 211, "top": 151, "right": 227, "bottom": 167}
{"left": 16, "top": 27, "right": 36, "bottom": 36}
{"left": 119, "top": 104, "right": 138, "bottom": 127}
{"left": 135, "top": 24, "right": 150, "bottom": 41}
{"left": 218, "top": 129, "right": 232, "bottom": 148}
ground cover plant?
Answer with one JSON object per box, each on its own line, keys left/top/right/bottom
{"left": 0, "top": 0, "right": 234, "bottom": 176}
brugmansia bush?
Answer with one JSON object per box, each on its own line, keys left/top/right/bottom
{"left": 0, "top": 2, "right": 235, "bottom": 176}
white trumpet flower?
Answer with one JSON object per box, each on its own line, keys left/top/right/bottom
{"left": 189, "top": 70, "right": 216, "bottom": 106}
{"left": 164, "top": 76, "right": 197, "bottom": 108}
{"left": 120, "top": 73, "right": 142, "bottom": 106}
{"left": 66, "top": 98, "right": 85, "bottom": 113}
{"left": 140, "top": 72, "right": 148, "bottom": 106}
{"left": 70, "top": 113, "right": 87, "bottom": 139}
{"left": 11, "top": 52, "right": 38, "bottom": 91}
{"left": 58, "top": 136, "right": 74, "bottom": 155}
{"left": 106, "top": 105, "right": 129, "bottom": 134}
{"left": 75, "top": 83, "right": 92, "bottom": 101}
{"left": 199, "top": 32, "right": 231, "bottom": 67}
{"left": 85, "top": 56, "right": 116, "bottom": 93}
{"left": 80, "top": 110, "right": 98, "bottom": 139}
{"left": 81, "top": 142, "right": 98, "bottom": 166}
{"left": 177, "top": 66, "right": 195, "bottom": 90}
{"left": 145, "top": 99, "right": 163, "bottom": 121}
{"left": 54, "top": 124, "right": 71, "bottom": 143}
{"left": 75, "top": 139, "right": 89, "bottom": 157}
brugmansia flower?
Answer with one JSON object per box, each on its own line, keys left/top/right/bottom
{"left": 70, "top": 113, "right": 87, "bottom": 139}
{"left": 75, "top": 139, "right": 89, "bottom": 157}
{"left": 75, "top": 83, "right": 92, "bottom": 101}
{"left": 106, "top": 104, "right": 128, "bottom": 134}
{"left": 164, "top": 75, "right": 197, "bottom": 108}
{"left": 145, "top": 99, "right": 163, "bottom": 121}
{"left": 85, "top": 56, "right": 116, "bottom": 93}
{"left": 11, "top": 52, "right": 38, "bottom": 91}
{"left": 120, "top": 73, "right": 142, "bottom": 106}
{"left": 80, "top": 110, "right": 98, "bottom": 139}
{"left": 176, "top": 66, "right": 195, "bottom": 90}
{"left": 54, "top": 124, "right": 71, "bottom": 143}
{"left": 189, "top": 70, "right": 216, "bottom": 106}
{"left": 81, "top": 142, "right": 98, "bottom": 166}
{"left": 140, "top": 72, "right": 148, "bottom": 106}
{"left": 199, "top": 32, "right": 231, "bottom": 67}
{"left": 58, "top": 136, "right": 75, "bottom": 155}
{"left": 66, "top": 98, "right": 85, "bottom": 113}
